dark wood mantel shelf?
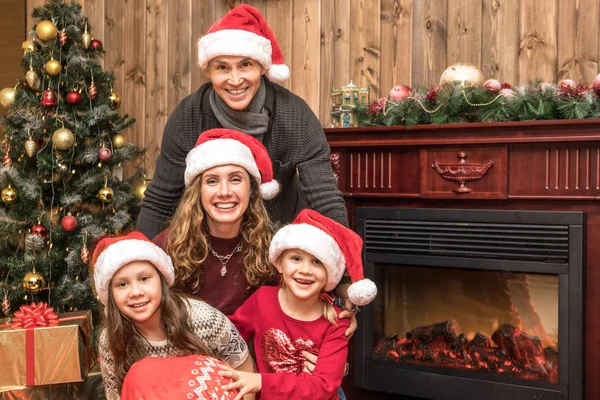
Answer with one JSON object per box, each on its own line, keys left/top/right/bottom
{"left": 325, "top": 119, "right": 600, "bottom": 400}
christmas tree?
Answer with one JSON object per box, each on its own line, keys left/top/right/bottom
{"left": 0, "top": 0, "right": 145, "bottom": 317}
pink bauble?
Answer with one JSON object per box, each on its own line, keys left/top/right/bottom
{"left": 558, "top": 79, "right": 577, "bottom": 90}
{"left": 99, "top": 147, "right": 112, "bottom": 161}
{"left": 60, "top": 215, "right": 77, "bottom": 232}
{"left": 483, "top": 79, "right": 502, "bottom": 92}
{"left": 592, "top": 73, "right": 600, "bottom": 95}
{"left": 388, "top": 85, "right": 412, "bottom": 101}
{"left": 539, "top": 82, "right": 554, "bottom": 92}
{"left": 500, "top": 88, "right": 515, "bottom": 99}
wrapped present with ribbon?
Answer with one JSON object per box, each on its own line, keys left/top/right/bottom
{"left": 0, "top": 302, "right": 95, "bottom": 390}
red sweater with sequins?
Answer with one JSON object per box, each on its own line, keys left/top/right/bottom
{"left": 229, "top": 286, "right": 349, "bottom": 400}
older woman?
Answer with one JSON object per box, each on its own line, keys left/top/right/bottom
{"left": 137, "top": 4, "right": 347, "bottom": 241}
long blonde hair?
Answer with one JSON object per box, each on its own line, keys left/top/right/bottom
{"left": 102, "top": 271, "right": 213, "bottom": 391}
{"left": 166, "top": 174, "right": 275, "bottom": 292}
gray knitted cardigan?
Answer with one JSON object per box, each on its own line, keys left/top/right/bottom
{"left": 136, "top": 78, "right": 348, "bottom": 239}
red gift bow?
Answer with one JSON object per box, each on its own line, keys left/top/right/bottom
{"left": 10, "top": 302, "right": 59, "bottom": 330}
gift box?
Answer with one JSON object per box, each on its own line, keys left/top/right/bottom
{"left": 0, "top": 305, "right": 95, "bottom": 390}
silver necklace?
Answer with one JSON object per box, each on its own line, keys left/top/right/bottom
{"left": 208, "top": 241, "right": 243, "bottom": 277}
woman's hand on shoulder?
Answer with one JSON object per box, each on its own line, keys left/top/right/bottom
{"left": 219, "top": 365, "right": 261, "bottom": 400}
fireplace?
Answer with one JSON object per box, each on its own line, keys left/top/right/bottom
{"left": 353, "top": 207, "right": 584, "bottom": 400}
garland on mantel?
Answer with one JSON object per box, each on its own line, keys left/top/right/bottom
{"left": 357, "top": 80, "right": 600, "bottom": 128}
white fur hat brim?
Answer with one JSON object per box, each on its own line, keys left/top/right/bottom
{"left": 198, "top": 29, "right": 272, "bottom": 70}
{"left": 185, "top": 138, "right": 261, "bottom": 187}
{"left": 269, "top": 223, "right": 345, "bottom": 292}
{"left": 93, "top": 239, "right": 174, "bottom": 305}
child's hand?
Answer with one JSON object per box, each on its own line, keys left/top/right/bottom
{"left": 219, "top": 365, "right": 261, "bottom": 400}
{"left": 301, "top": 350, "right": 318, "bottom": 373}
{"left": 338, "top": 297, "right": 358, "bottom": 339}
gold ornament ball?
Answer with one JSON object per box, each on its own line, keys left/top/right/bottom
{"left": 0, "top": 87, "right": 16, "bottom": 108}
{"left": 45, "top": 59, "right": 62, "bottom": 76}
{"left": 22, "top": 271, "right": 46, "bottom": 294}
{"left": 112, "top": 134, "right": 126, "bottom": 149}
{"left": 36, "top": 20, "right": 58, "bottom": 41}
{"left": 108, "top": 92, "right": 121, "bottom": 109}
{"left": 97, "top": 186, "right": 114, "bottom": 203}
{"left": 134, "top": 181, "right": 148, "bottom": 200}
{"left": 22, "top": 39, "right": 35, "bottom": 55}
{"left": 52, "top": 128, "right": 75, "bottom": 150}
{"left": 440, "top": 63, "right": 484, "bottom": 86}
{"left": 1, "top": 185, "right": 17, "bottom": 204}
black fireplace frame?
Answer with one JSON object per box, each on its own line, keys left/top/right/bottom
{"left": 354, "top": 207, "right": 585, "bottom": 400}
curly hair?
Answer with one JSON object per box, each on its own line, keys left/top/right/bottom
{"left": 102, "top": 271, "right": 214, "bottom": 391}
{"left": 166, "top": 173, "right": 275, "bottom": 292}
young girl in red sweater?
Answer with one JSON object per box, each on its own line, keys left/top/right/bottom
{"left": 222, "top": 209, "right": 377, "bottom": 400}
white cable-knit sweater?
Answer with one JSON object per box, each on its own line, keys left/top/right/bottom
{"left": 98, "top": 298, "right": 249, "bottom": 400}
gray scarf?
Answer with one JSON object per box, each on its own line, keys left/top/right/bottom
{"left": 209, "top": 79, "right": 270, "bottom": 141}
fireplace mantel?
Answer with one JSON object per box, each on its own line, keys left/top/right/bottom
{"left": 325, "top": 119, "right": 600, "bottom": 399}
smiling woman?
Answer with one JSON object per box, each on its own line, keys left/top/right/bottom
{"left": 157, "top": 128, "right": 278, "bottom": 316}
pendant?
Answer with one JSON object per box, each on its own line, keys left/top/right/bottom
{"left": 220, "top": 264, "right": 227, "bottom": 277}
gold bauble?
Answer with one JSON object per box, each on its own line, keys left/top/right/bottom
{"left": 22, "top": 271, "right": 46, "bottom": 294}
{"left": 134, "top": 181, "right": 148, "bottom": 200}
{"left": 22, "top": 39, "right": 35, "bottom": 55}
{"left": 24, "top": 139, "right": 37, "bottom": 157}
{"left": 112, "top": 134, "right": 126, "bottom": 149}
{"left": 45, "top": 59, "right": 62, "bottom": 76}
{"left": 25, "top": 70, "right": 40, "bottom": 90}
{"left": 1, "top": 185, "right": 17, "bottom": 204}
{"left": 97, "top": 186, "right": 114, "bottom": 203}
{"left": 0, "top": 87, "right": 16, "bottom": 108}
{"left": 52, "top": 128, "right": 75, "bottom": 150}
{"left": 108, "top": 91, "right": 121, "bottom": 109}
{"left": 36, "top": 20, "right": 58, "bottom": 42}
{"left": 440, "top": 63, "right": 484, "bottom": 86}
{"left": 81, "top": 31, "right": 92, "bottom": 48}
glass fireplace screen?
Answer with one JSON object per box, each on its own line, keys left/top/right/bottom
{"left": 372, "top": 264, "right": 559, "bottom": 384}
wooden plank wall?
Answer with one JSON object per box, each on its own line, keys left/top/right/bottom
{"left": 21, "top": 0, "right": 600, "bottom": 181}
{"left": 0, "top": 0, "right": 26, "bottom": 137}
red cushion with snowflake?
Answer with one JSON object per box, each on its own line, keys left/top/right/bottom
{"left": 121, "top": 355, "right": 239, "bottom": 400}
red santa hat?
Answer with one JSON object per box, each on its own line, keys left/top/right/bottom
{"left": 185, "top": 128, "right": 280, "bottom": 200}
{"left": 269, "top": 209, "right": 377, "bottom": 306}
{"left": 197, "top": 4, "right": 290, "bottom": 83}
{"left": 92, "top": 231, "right": 174, "bottom": 306}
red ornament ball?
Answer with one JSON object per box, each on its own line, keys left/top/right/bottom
{"left": 558, "top": 79, "right": 577, "bottom": 91}
{"left": 31, "top": 224, "right": 47, "bottom": 237}
{"left": 483, "top": 79, "right": 502, "bottom": 92}
{"left": 65, "top": 91, "right": 82, "bottom": 105}
{"left": 61, "top": 215, "right": 78, "bottom": 232}
{"left": 90, "top": 39, "right": 103, "bottom": 51}
{"left": 388, "top": 85, "right": 412, "bottom": 101}
{"left": 99, "top": 147, "right": 112, "bottom": 161}
{"left": 592, "top": 73, "right": 600, "bottom": 96}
